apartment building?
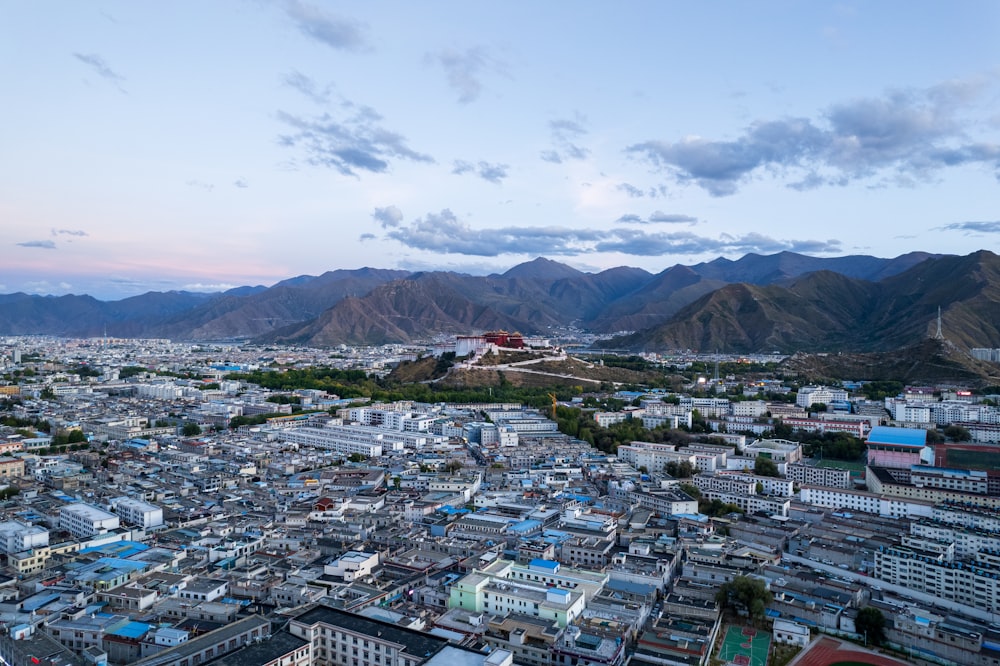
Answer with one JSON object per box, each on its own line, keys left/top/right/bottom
{"left": 110, "top": 496, "right": 165, "bottom": 529}
{"left": 289, "top": 604, "right": 510, "bottom": 666}
{"left": 59, "top": 503, "right": 121, "bottom": 538}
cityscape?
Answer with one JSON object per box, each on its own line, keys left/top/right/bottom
{"left": 0, "top": 332, "right": 1000, "bottom": 666}
{"left": 4, "top": 2, "right": 1000, "bottom": 666}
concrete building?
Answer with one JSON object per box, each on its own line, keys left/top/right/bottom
{"left": 59, "top": 502, "right": 121, "bottom": 538}
{"left": 109, "top": 496, "right": 164, "bottom": 529}
{"left": 290, "top": 604, "right": 511, "bottom": 666}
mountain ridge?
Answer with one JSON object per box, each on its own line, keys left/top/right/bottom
{"left": 7, "top": 251, "right": 996, "bottom": 353}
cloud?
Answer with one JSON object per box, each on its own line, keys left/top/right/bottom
{"left": 617, "top": 182, "right": 668, "bottom": 198}
{"left": 182, "top": 282, "right": 240, "bottom": 292}
{"left": 51, "top": 228, "right": 88, "bottom": 237}
{"left": 359, "top": 233, "right": 376, "bottom": 241}
{"left": 615, "top": 211, "right": 698, "bottom": 225}
{"left": 381, "top": 209, "right": 839, "bottom": 259}
{"left": 73, "top": 52, "right": 126, "bottom": 91}
{"left": 185, "top": 179, "right": 214, "bottom": 191}
{"left": 617, "top": 183, "right": 646, "bottom": 198}
{"left": 386, "top": 209, "right": 606, "bottom": 256}
{"left": 428, "top": 47, "right": 504, "bottom": 104}
{"left": 282, "top": 70, "right": 332, "bottom": 105}
{"left": 542, "top": 116, "right": 590, "bottom": 163}
{"left": 277, "top": 102, "right": 434, "bottom": 176}
{"left": 18, "top": 280, "right": 72, "bottom": 295}
{"left": 284, "top": 1, "right": 367, "bottom": 52}
{"left": 452, "top": 159, "right": 509, "bottom": 183}
{"left": 595, "top": 229, "right": 842, "bottom": 257}
{"left": 627, "top": 78, "right": 1000, "bottom": 195}
{"left": 233, "top": 178, "right": 249, "bottom": 188}
{"left": 372, "top": 205, "right": 404, "bottom": 228}
{"left": 937, "top": 220, "right": 1000, "bottom": 234}
{"left": 17, "top": 240, "right": 56, "bottom": 249}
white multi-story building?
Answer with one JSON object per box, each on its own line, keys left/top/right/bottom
{"left": 0, "top": 520, "right": 48, "bottom": 554}
{"left": 785, "top": 464, "right": 852, "bottom": 489}
{"left": 109, "top": 496, "right": 164, "bottom": 529}
{"left": 796, "top": 386, "right": 848, "bottom": 408}
{"left": 276, "top": 426, "right": 386, "bottom": 457}
{"left": 616, "top": 441, "right": 696, "bottom": 473}
{"left": 798, "top": 485, "right": 933, "bottom": 519}
{"left": 59, "top": 503, "right": 120, "bottom": 538}
{"left": 731, "top": 400, "right": 767, "bottom": 418}
{"left": 874, "top": 540, "right": 1000, "bottom": 612}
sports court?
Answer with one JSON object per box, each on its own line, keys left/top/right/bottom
{"left": 718, "top": 625, "right": 771, "bottom": 666}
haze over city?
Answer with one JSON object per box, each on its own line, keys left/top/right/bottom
{"left": 3, "top": 1, "right": 999, "bottom": 299}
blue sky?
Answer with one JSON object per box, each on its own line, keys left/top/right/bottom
{"left": 2, "top": 1, "right": 999, "bottom": 299}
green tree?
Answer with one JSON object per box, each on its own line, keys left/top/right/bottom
{"left": 943, "top": 425, "right": 971, "bottom": 442}
{"left": 348, "top": 453, "right": 366, "bottom": 463}
{"left": 678, "top": 483, "right": 701, "bottom": 501}
{"left": 855, "top": 607, "right": 886, "bottom": 646}
{"left": 754, "top": 457, "right": 780, "bottom": 477}
{"left": 181, "top": 422, "right": 202, "bottom": 436}
{"left": 716, "top": 576, "right": 773, "bottom": 626}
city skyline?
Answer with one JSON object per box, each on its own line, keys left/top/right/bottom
{"left": 3, "top": 1, "right": 999, "bottom": 299}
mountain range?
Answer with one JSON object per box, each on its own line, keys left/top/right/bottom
{"left": 3, "top": 250, "right": 1000, "bottom": 353}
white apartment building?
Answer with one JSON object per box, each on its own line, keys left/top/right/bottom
{"left": 324, "top": 551, "right": 379, "bottom": 582}
{"left": 785, "top": 464, "right": 852, "bottom": 489}
{"left": 799, "top": 485, "right": 933, "bottom": 519}
{"left": 796, "top": 386, "right": 848, "bottom": 408}
{"left": 59, "top": 503, "right": 121, "bottom": 538}
{"left": 347, "top": 408, "right": 435, "bottom": 432}
{"left": 891, "top": 403, "right": 932, "bottom": 423}
{"left": 679, "top": 397, "right": 732, "bottom": 418}
{"left": 617, "top": 441, "right": 697, "bottom": 473}
{"left": 0, "top": 520, "right": 48, "bottom": 554}
{"left": 731, "top": 400, "right": 767, "bottom": 418}
{"left": 910, "top": 520, "right": 1000, "bottom": 558}
{"left": 874, "top": 541, "right": 1000, "bottom": 612}
{"left": 276, "top": 426, "right": 386, "bottom": 457}
{"left": 109, "top": 496, "right": 164, "bottom": 529}
{"left": 931, "top": 504, "right": 1000, "bottom": 531}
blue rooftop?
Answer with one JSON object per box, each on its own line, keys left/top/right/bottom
{"left": 867, "top": 426, "right": 926, "bottom": 448}
{"left": 109, "top": 621, "right": 152, "bottom": 639}
{"left": 511, "top": 519, "right": 541, "bottom": 534}
{"left": 22, "top": 593, "right": 60, "bottom": 612}
{"left": 529, "top": 558, "right": 560, "bottom": 571}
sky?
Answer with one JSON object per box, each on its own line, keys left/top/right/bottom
{"left": 2, "top": 1, "right": 1000, "bottom": 300}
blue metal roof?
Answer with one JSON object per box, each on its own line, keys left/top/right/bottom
{"left": 867, "top": 426, "right": 926, "bottom": 448}
{"left": 529, "top": 558, "right": 560, "bottom": 570}
{"left": 109, "top": 622, "right": 152, "bottom": 639}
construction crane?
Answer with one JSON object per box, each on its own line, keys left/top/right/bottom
{"left": 548, "top": 393, "right": 558, "bottom": 420}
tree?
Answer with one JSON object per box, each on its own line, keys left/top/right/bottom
{"left": 678, "top": 483, "right": 701, "bottom": 501}
{"left": 809, "top": 402, "right": 827, "bottom": 413}
{"left": 754, "top": 457, "right": 780, "bottom": 477}
{"left": 348, "top": 453, "right": 366, "bottom": 463}
{"left": 943, "top": 425, "right": 971, "bottom": 442}
{"left": 716, "top": 576, "right": 773, "bottom": 626}
{"left": 855, "top": 607, "right": 885, "bottom": 646}
{"left": 181, "top": 422, "right": 202, "bottom": 436}
{"left": 444, "top": 460, "right": 464, "bottom": 474}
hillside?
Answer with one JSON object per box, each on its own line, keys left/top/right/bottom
{"left": 608, "top": 251, "right": 1000, "bottom": 354}
{"left": 783, "top": 339, "right": 1000, "bottom": 387}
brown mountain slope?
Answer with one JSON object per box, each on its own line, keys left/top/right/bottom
{"left": 783, "top": 339, "right": 1000, "bottom": 387}
{"left": 610, "top": 251, "right": 1000, "bottom": 353}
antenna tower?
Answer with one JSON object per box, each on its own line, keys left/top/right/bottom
{"left": 934, "top": 307, "right": 944, "bottom": 340}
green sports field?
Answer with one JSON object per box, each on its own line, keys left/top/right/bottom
{"left": 718, "top": 625, "right": 770, "bottom": 666}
